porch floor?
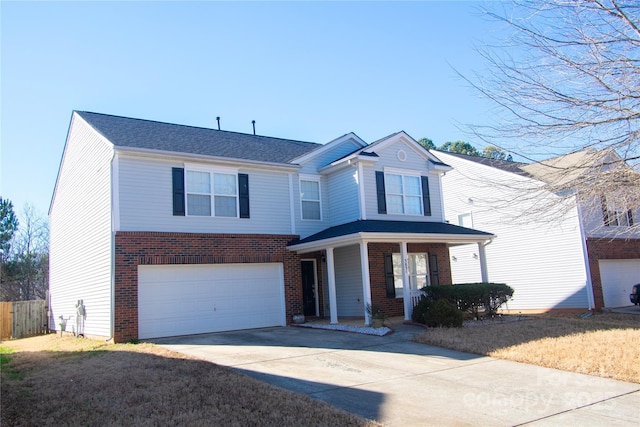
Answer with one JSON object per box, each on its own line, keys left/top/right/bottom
{"left": 303, "top": 316, "right": 406, "bottom": 327}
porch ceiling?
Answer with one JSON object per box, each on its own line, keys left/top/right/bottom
{"left": 287, "top": 220, "right": 494, "bottom": 253}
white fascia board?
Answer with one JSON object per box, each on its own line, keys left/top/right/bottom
{"left": 114, "top": 146, "right": 301, "bottom": 172}
{"left": 288, "top": 231, "right": 495, "bottom": 254}
{"left": 318, "top": 154, "right": 379, "bottom": 175}
{"left": 289, "top": 132, "right": 367, "bottom": 165}
{"left": 368, "top": 131, "right": 444, "bottom": 165}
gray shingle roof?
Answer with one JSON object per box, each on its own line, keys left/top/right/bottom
{"left": 434, "top": 150, "right": 530, "bottom": 176}
{"left": 76, "top": 111, "right": 321, "bottom": 164}
{"left": 288, "top": 220, "right": 493, "bottom": 246}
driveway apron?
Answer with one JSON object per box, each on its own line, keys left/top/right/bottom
{"left": 153, "top": 322, "right": 639, "bottom": 426}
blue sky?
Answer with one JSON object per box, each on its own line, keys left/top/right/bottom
{"left": 1, "top": 1, "right": 502, "bottom": 219}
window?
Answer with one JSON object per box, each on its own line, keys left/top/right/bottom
{"left": 602, "top": 197, "right": 634, "bottom": 227}
{"left": 386, "top": 173, "right": 423, "bottom": 215}
{"left": 300, "top": 179, "right": 321, "bottom": 220}
{"left": 391, "top": 253, "right": 429, "bottom": 298}
{"left": 186, "top": 169, "right": 238, "bottom": 217}
{"left": 458, "top": 213, "right": 473, "bottom": 228}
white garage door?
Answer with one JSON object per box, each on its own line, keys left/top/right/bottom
{"left": 138, "top": 263, "right": 285, "bottom": 339}
{"left": 599, "top": 259, "right": 640, "bottom": 308}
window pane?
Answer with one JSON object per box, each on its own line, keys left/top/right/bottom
{"left": 386, "top": 174, "right": 402, "bottom": 194}
{"left": 214, "top": 173, "right": 236, "bottom": 195}
{"left": 214, "top": 195, "right": 237, "bottom": 217}
{"left": 404, "top": 176, "right": 421, "bottom": 195}
{"left": 388, "top": 195, "right": 404, "bottom": 214}
{"left": 187, "top": 194, "right": 211, "bottom": 216}
{"left": 302, "top": 200, "right": 321, "bottom": 220}
{"left": 301, "top": 180, "right": 320, "bottom": 201}
{"left": 405, "top": 196, "right": 422, "bottom": 215}
{"left": 413, "top": 254, "right": 428, "bottom": 275}
{"left": 187, "top": 171, "right": 210, "bottom": 193}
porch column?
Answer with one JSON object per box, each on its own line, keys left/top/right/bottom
{"left": 400, "top": 241, "right": 411, "bottom": 321}
{"left": 478, "top": 242, "right": 489, "bottom": 282}
{"left": 326, "top": 247, "right": 339, "bottom": 324}
{"left": 360, "top": 240, "right": 372, "bottom": 325}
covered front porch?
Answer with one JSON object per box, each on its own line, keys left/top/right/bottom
{"left": 287, "top": 220, "right": 494, "bottom": 325}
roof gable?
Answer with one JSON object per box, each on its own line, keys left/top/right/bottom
{"left": 75, "top": 111, "right": 321, "bottom": 164}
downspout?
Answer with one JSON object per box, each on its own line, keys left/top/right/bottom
{"left": 576, "top": 202, "right": 595, "bottom": 310}
{"left": 108, "top": 150, "right": 118, "bottom": 342}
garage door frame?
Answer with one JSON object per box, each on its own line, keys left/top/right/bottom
{"left": 138, "top": 262, "right": 286, "bottom": 339}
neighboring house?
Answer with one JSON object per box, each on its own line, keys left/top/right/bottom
{"left": 436, "top": 149, "right": 640, "bottom": 312}
{"left": 49, "top": 112, "right": 493, "bottom": 342}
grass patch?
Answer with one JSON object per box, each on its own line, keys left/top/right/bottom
{"left": 414, "top": 312, "right": 640, "bottom": 383}
{"left": 0, "top": 347, "right": 23, "bottom": 381}
{"left": 1, "top": 335, "right": 380, "bottom": 427}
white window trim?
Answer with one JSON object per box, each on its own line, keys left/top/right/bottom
{"left": 383, "top": 168, "right": 424, "bottom": 216}
{"left": 392, "top": 252, "right": 430, "bottom": 299}
{"left": 458, "top": 212, "right": 473, "bottom": 228}
{"left": 603, "top": 196, "right": 633, "bottom": 227}
{"left": 299, "top": 174, "right": 322, "bottom": 221}
{"left": 184, "top": 164, "right": 240, "bottom": 218}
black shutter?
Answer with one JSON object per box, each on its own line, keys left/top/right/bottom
{"left": 239, "top": 173, "right": 250, "bottom": 218}
{"left": 627, "top": 209, "right": 634, "bottom": 226}
{"left": 172, "top": 167, "right": 185, "bottom": 216}
{"left": 429, "top": 253, "right": 439, "bottom": 286}
{"left": 421, "top": 176, "right": 431, "bottom": 216}
{"left": 384, "top": 253, "right": 395, "bottom": 298}
{"left": 601, "top": 196, "right": 610, "bottom": 226}
{"left": 376, "top": 171, "right": 387, "bottom": 214}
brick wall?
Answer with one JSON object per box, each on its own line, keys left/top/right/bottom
{"left": 114, "top": 232, "right": 301, "bottom": 343}
{"left": 586, "top": 237, "right": 640, "bottom": 309}
{"left": 367, "top": 242, "right": 452, "bottom": 318}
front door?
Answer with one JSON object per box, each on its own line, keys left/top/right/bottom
{"left": 301, "top": 260, "right": 317, "bottom": 316}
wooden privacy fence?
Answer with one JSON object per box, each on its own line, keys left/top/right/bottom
{"left": 0, "top": 300, "right": 48, "bottom": 340}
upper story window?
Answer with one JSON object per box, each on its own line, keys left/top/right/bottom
{"left": 300, "top": 177, "right": 321, "bottom": 220}
{"left": 458, "top": 213, "right": 473, "bottom": 228}
{"left": 375, "top": 170, "right": 431, "bottom": 217}
{"left": 386, "top": 173, "right": 423, "bottom": 215}
{"left": 602, "top": 197, "right": 634, "bottom": 227}
{"left": 186, "top": 168, "right": 238, "bottom": 217}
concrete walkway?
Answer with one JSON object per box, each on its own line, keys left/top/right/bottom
{"left": 153, "top": 321, "right": 639, "bottom": 426}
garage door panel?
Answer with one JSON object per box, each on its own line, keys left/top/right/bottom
{"left": 138, "top": 263, "right": 285, "bottom": 339}
{"left": 599, "top": 259, "right": 640, "bottom": 308}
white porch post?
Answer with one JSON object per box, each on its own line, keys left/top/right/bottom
{"left": 360, "top": 241, "right": 372, "bottom": 325}
{"left": 400, "top": 241, "right": 411, "bottom": 321}
{"left": 326, "top": 247, "right": 339, "bottom": 324}
{"left": 478, "top": 242, "right": 489, "bottom": 282}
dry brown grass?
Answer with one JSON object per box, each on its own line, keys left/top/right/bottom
{"left": 414, "top": 312, "right": 640, "bottom": 383}
{"left": 0, "top": 335, "right": 381, "bottom": 427}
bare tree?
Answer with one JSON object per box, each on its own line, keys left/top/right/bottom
{"left": 461, "top": 0, "right": 640, "bottom": 234}
{"left": 0, "top": 204, "right": 49, "bottom": 301}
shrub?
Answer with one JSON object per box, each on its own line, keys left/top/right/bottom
{"left": 421, "top": 283, "right": 514, "bottom": 318}
{"left": 423, "top": 299, "right": 464, "bottom": 328}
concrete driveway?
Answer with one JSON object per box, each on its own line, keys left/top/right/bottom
{"left": 153, "top": 321, "right": 639, "bottom": 426}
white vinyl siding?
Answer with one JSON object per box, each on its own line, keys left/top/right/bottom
{"left": 117, "top": 156, "right": 292, "bottom": 234}
{"left": 334, "top": 245, "right": 363, "bottom": 316}
{"left": 439, "top": 152, "right": 591, "bottom": 310}
{"left": 49, "top": 114, "right": 114, "bottom": 338}
{"left": 326, "top": 166, "right": 360, "bottom": 227}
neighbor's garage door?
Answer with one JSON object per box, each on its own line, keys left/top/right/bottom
{"left": 598, "top": 259, "right": 640, "bottom": 308}
{"left": 138, "top": 263, "right": 285, "bottom": 339}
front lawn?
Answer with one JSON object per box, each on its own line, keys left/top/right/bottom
{"left": 414, "top": 312, "right": 640, "bottom": 383}
{"left": 0, "top": 335, "right": 380, "bottom": 426}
